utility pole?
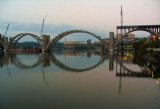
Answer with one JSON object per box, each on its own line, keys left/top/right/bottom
{"left": 40, "top": 14, "right": 47, "bottom": 38}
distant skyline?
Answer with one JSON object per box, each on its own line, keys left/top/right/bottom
{"left": 0, "top": 0, "right": 160, "bottom": 41}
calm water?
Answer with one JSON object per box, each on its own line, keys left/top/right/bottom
{"left": 0, "top": 50, "right": 160, "bottom": 109}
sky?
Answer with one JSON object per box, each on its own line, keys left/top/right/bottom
{"left": 0, "top": 0, "right": 160, "bottom": 41}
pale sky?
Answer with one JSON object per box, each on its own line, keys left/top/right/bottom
{"left": 0, "top": 0, "right": 160, "bottom": 39}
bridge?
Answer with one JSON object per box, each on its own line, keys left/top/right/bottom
{"left": 0, "top": 30, "right": 114, "bottom": 52}
{"left": 1, "top": 24, "right": 160, "bottom": 52}
{"left": 117, "top": 25, "right": 160, "bottom": 38}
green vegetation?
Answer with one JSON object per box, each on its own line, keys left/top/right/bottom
{"left": 133, "top": 38, "right": 160, "bottom": 73}
{"left": 133, "top": 38, "right": 160, "bottom": 53}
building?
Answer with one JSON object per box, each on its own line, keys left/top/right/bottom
{"left": 64, "top": 41, "right": 81, "bottom": 45}
{"left": 101, "top": 38, "right": 110, "bottom": 45}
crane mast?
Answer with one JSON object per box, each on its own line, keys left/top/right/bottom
{"left": 4, "top": 24, "right": 9, "bottom": 37}
{"left": 40, "top": 14, "right": 47, "bottom": 38}
{"left": 120, "top": 5, "right": 123, "bottom": 35}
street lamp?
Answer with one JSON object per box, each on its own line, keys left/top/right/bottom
{"left": 152, "top": 35, "right": 156, "bottom": 39}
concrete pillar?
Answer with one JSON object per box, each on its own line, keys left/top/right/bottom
{"left": 10, "top": 53, "right": 15, "bottom": 64}
{"left": 47, "top": 35, "right": 50, "bottom": 44}
{"left": 124, "top": 28, "right": 126, "bottom": 34}
{"left": 3, "top": 37, "right": 8, "bottom": 52}
{"left": 153, "top": 28, "right": 155, "bottom": 32}
{"left": 42, "top": 35, "right": 50, "bottom": 52}
{"left": 156, "top": 28, "right": 159, "bottom": 33}
{"left": 9, "top": 37, "right": 14, "bottom": 43}
{"left": 42, "top": 53, "right": 50, "bottom": 67}
{"left": 42, "top": 35, "right": 47, "bottom": 52}
{"left": 109, "top": 52, "right": 114, "bottom": 71}
{"left": 4, "top": 53, "right": 9, "bottom": 65}
{"left": 9, "top": 37, "right": 14, "bottom": 48}
{"left": 109, "top": 32, "right": 114, "bottom": 52}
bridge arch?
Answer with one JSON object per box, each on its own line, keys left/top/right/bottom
{"left": 13, "top": 54, "right": 41, "bottom": 69}
{"left": 13, "top": 52, "right": 107, "bottom": 72}
{"left": 46, "top": 30, "right": 107, "bottom": 51}
{"left": 48, "top": 52, "right": 107, "bottom": 72}
{"left": 125, "top": 28, "right": 160, "bottom": 38}
{"left": 8, "top": 33, "right": 42, "bottom": 49}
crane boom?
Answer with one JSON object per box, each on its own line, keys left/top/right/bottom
{"left": 4, "top": 24, "right": 9, "bottom": 37}
{"left": 40, "top": 14, "right": 47, "bottom": 38}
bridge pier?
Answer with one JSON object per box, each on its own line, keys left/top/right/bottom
{"left": 109, "top": 32, "right": 114, "bottom": 52}
{"left": 42, "top": 53, "right": 50, "bottom": 67}
{"left": 42, "top": 35, "right": 50, "bottom": 52}
{"left": 9, "top": 37, "right": 14, "bottom": 49}
{"left": 3, "top": 37, "right": 8, "bottom": 52}
{"left": 109, "top": 52, "right": 114, "bottom": 71}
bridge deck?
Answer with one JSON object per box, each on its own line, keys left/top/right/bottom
{"left": 117, "top": 25, "right": 160, "bottom": 29}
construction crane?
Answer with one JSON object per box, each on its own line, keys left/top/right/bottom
{"left": 40, "top": 14, "right": 47, "bottom": 38}
{"left": 4, "top": 24, "right": 9, "bottom": 37}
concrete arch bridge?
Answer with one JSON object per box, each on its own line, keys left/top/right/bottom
{"left": 2, "top": 30, "right": 113, "bottom": 52}
{"left": 43, "top": 30, "right": 109, "bottom": 52}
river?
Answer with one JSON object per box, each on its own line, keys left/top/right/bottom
{"left": 0, "top": 50, "right": 160, "bottom": 109}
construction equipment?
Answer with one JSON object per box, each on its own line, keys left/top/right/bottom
{"left": 40, "top": 14, "right": 47, "bottom": 38}
{"left": 4, "top": 24, "right": 9, "bottom": 37}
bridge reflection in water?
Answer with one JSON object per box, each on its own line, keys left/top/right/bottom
{"left": 0, "top": 50, "right": 108, "bottom": 73}
{"left": 0, "top": 50, "right": 159, "bottom": 91}
{"left": 115, "top": 50, "right": 160, "bottom": 94}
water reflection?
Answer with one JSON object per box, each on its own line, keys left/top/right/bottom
{"left": 0, "top": 50, "right": 160, "bottom": 109}
{"left": 0, "top": 50, "right": 108, "bottom": 72}
{"left": 0, "top": 50, "right": 110, "bottom": 88}
{"left": 116, "top": 50, "right": 159, "bottom": 78}
{"left": 115, "top": 50, "right": 160, "bottom": 93}
{"left": 0, "top": 50, "right": 159, "bottom": 78}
